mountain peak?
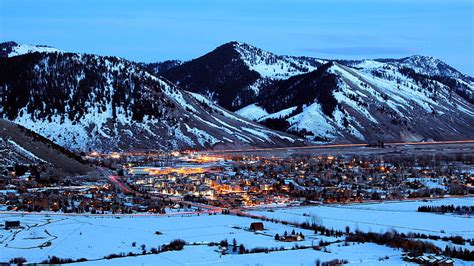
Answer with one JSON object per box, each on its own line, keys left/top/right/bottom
{"left": 0, "top": 41, "right": 62, "bottom": 58}
{"left": 219, "top": 41, "right": 256, "bottom": 49}
{"left": 210, "top": 41, "right": 265, "bottom": 57}
{"left": 401, "top": 54, "right": 441, "bottom": 65}
{"left": 0, "top": 41, "right": 18, "bottom": 48}
{"left": 221, "top": 41, "right": 322, "bottom": 79}
{"left": 398, "top": 54, "right": 471, "bottom": 80}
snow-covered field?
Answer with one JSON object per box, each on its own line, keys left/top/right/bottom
{"left": 249, "top": 197, "right": 474, "bottom": 238}
{"left": 0, "top": 213, "right": 328, "bottom": 263}
{"left": 1, "top": 197, "right": 472, "bottom": 265}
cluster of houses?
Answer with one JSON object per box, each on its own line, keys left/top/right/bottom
{"left": 0, "top": 168, "right": 174, "bottom": 214}
{"left": 124, "top": 155, "right": 473, "bottom": 207}
{"left": 1, "top": 152, "right": 472, "bottom": 214}
{"left": 405, "top": 254, "right": 454, "bottom": 265}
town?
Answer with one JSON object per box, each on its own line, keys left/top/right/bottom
{"left": 2, "top": 146, "right": 473, "bottom": 214}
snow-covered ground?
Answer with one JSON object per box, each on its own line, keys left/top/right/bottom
{"left": 73, "top": 243, "right": 412, "bottom": 266}
{"left": 248, "top": 197, "right": 474, "bottom": 238}
{"left": 1, "top": 197, "right": 472, "bottom": 265}
{"left": 0, "top": 213, "right": 329, "bottom": 263}
{"left": 235, "top": 103, "right": 269, "bottom": 121}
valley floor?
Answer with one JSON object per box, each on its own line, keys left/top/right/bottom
{"left": 0, "top": 197, "right": 473, "bottom": 265}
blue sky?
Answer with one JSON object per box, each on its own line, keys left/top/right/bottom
{"left": 1, "top": 0, "right": 473, "bottom": 75}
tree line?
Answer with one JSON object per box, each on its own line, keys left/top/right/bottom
{"left": 417, "top": 205, "right": 474, "bottom": 215}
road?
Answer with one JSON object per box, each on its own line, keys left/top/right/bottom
{"left": 0, "top": 210, "right": 217, "bottom": 217}
{"left": 98, "top": 167, "right": 133, "bottom": 194}
{"left": 199, "top": 139, "right": 474, "bottom": 155}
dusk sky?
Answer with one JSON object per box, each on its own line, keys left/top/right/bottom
{"left": 1, "top": 0, "right": 473, "bottom": 75}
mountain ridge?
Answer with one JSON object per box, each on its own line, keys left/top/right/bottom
{"left": 149, "top": 41, "right": 474, "bottom": 143}
{"left": 1, "top": 40, "right": 473, "bottom": 148}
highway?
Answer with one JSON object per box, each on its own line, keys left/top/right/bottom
{"left": 199, "top": 139, "right": 474, "bottom": 154}
{"left": 98, "top": 167, "right": 133, "bottom": 194}
{"left": 86, "top": 140, "right": 474, "bottom": 158}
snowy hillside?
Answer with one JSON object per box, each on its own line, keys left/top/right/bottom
{"left": 0, "top": 119, "right": 93, "bottom": 176}
{"left": 238, "top": 61, "right": 474, "bottom": 143}
{"left": 0, "top": 137, "right": 45, "bottom": 166}
{"left": 345, "top": 56, "right": 474, "bottom": 104}
{"left": 233, "top": 42, "right": 323, "bottom": 79}
{"left": 0, "top": 48, "right": 305, "bottom": 152}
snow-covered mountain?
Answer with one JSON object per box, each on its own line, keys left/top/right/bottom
{"left": 153, "top": 42, "right": 474, "bottom": 143}
{"left": 2, "top": 40, "right": 472, "bottom": 148}
{"left": 151, "top": 41, "right": 324, "bottom": 111}
{"left": 232, "top": 42, "right": 323, "bottom": 79}
{"left": 0, "top": 43, "right": 305, "bottom": 152}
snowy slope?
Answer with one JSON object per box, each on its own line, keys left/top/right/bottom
{"left": 235, "top": 104, "right": 269, "bottom": 121}
{"left": 238, "top": 62, "right": 474, "bottom": 143}
{"left": 0, "top": 137, "right": 45, "bottom": 166}
{"left": 0, "top": 119, "right": 93, "bottom": 176}
{"left": 345, "top": 57, "right": 474, "bottom": 104}
{"left": 233, "top": 42, "right": 323, "bottom": 79}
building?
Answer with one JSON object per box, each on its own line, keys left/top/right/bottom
{"left": 5, "top": 220, "right": 20, "bottom": 230}
{"left": 250, "top": 222, "right": 264, "bottom": 231}
{"left": 406, "top": 254, "right": 454, "bottom": 266}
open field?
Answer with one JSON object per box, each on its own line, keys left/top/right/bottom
{"left": 0, "top": 213, "right": 328, "bottom": 263}
{"left": 0, "top": 212, "right": 410, "bottom": 265}
{"left": 248, "top": 197, "right": 474, "bottom": 239}
{"left": 248, "top": 197, "right": 474, "bottom": 255}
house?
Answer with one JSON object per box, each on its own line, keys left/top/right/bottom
{"left": 5, "top": 220, "right": 20, "bottom": 230}
{"left": 279, "top": 233, "right": 305, "bottom": 242}
{"left": 282, "top": 235, "right": 299, "bottom": 242}
{"left": 405, "top": 254, "right": 454, "bottom": 266}
{"left": 250, "top": 222, "right": 264, "bottom": 231}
